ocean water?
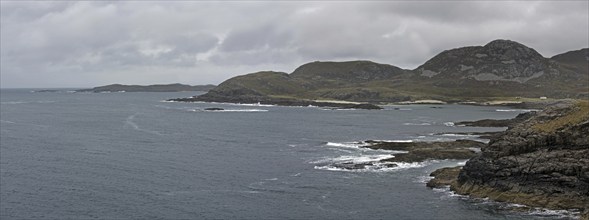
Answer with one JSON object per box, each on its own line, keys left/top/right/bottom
{"left": 0, "top": 89, "right": 576, "bottom": 219}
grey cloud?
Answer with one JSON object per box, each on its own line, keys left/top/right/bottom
{"left": 220, "top": 24, "right": 293, "bottom": 52}
{"left": 1, "top": 1, "right": 587, "bottom": 88}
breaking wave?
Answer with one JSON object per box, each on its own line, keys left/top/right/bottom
{"left": 200, "top": 109, "right": 269, "bottom": 112}
{"left": 125, "top": 114, "right": 163, "bottom": 135}
{"left": 495, "top": 109, "right": 538, "bottom": 112}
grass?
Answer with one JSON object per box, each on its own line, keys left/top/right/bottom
{"left": 533, "top": 100, "right": 589, "bottom": 133}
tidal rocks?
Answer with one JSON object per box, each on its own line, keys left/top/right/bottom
{"left": 456, "top": 111, "right": 536, "bottom": 128}
{"left": 365, "top": 140, "right": 486, "bottom": 163}
{"left": 452, "top": 101, "right": 589, "bottom": 211}
{"left": 426, "top": 166, "right": 462, "bottom": 188}
{"left": 322, "top": 140, "right": 486, "bottom": 172}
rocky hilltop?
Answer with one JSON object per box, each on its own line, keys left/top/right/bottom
{"left": 174, "top": 39, "right": 588, "bottom": 106}
{"left": 77, "top": 83, "right": 215, "bottom": 93}
{"left": 416, "top": 40, "right": 557, "bottom": 83}
{"left": 429, "top": 100, "right": 589, "bottom": 213}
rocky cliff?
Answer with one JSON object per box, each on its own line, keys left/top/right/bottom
{"left": 452, "top": 100, "right": 589, "bottom": 211}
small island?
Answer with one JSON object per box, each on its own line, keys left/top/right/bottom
{"left": 76, "top": 83, "right": 215, "bottom": 93}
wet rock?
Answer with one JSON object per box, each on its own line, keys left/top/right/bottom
{"left": 364, "top": 140, "right": 486, "bottom": 163}
{"left": 204, "top": 108, "right": 224, "bottom": 111}
{"left": 453, "top": 101, "right": 589, "bottom": 211}
{"left": 427, "top": 166, "right": 462, "bottom": 188}
{"left": 455, "top": 111, "right": 536, "bottom": 128}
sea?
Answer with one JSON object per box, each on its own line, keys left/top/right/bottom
{"left": 0, "top": 89, "right": 579, "bottom": 219}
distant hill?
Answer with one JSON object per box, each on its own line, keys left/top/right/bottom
{"left": 78, "top": 83, "right": 216, "bottom": 93}
{"left": 179, "top": 39, "right": 588, "bottom": 104}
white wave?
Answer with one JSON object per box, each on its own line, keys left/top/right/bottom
{"left": 311, "top": 154, "right": 394, "bottom": 164}
{"left": 394, "top": 161, "right": 430, "bottom": 169}
{"left": 1, "top": 100, "right": 55, "bottom": 105}
{"left": 443, "top": 122, "right": 455, "bottom": 127}
{"left": 1, "top": 101, "right": 27, "bottom": 104}
{"left": 496, "top": 109, "right": 538, "bottom": 112}
{"left": 527, "top": 208, "right": 580, "bottom": 219}
{"left": 231, "top": 102, "right": 275, "bottom": 107}
{"left": 204, "top": 109, "right": 268, "bottom": 112}
{"left": 325, "top": 142, "right": 365, "bottom": 148}
{"left": 314, "top": 161, "right": 428, "bottom": 173}
{"left": 439, "top": 133, "right": 478, "bottom": 137}
{"left": 414, "top": 175, "right": 434, "bottom": 184}
{"left": 324, "top": 141, "right": 413, "bottom": 153}
{"left": 0, "top": 120, "right": 16, "bottom": 124}
{"left": 403, "top": 122, "right": 432, "bottom": 126}
{"left": 125, "top": 114, "right": 163, "bottom": 135}
{"left": 370, "top": 139, "right": 414, "bottom": 143}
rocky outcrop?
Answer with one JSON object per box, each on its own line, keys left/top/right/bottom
{"left": 450, "top": 101, "right": 589, "bottom": 211}
{"left": 365, "top": 140, "right": 486, "bottom": 163}
{"left": 319, "top": 140, "right": 485, "bottom": 171}
{"left": 456, "top": 111, "right": 536, "bottom": 128}
{"left": 426, "top": 166, "right": 462, "bottom": 188}
{"left": 416, "top": 39, "right": 558, "bottom": 83}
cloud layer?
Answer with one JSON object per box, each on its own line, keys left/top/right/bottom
{"left": 1, "top": 1, "right": 587, "bottom": 88}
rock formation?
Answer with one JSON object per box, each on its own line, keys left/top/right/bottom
{"left": 432, "top": 100, "right": 589, "bottom": 212}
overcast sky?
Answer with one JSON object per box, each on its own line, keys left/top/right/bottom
{"left": 1, "top": 1, "right": 588, "bottom": 88}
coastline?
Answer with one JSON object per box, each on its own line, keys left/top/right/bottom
{"left": 168, "top": 96, "right": 383, "bottom": 110}
{"left": 426, "top": 100, "right": 589, "bottom": 218}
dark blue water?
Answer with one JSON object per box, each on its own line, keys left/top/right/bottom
{"left": 0, "top": 89, "right": 573, "bottom": 219}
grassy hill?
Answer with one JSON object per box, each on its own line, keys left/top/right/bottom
{"left": 187, "top": 39, "right": 588, "bottom": 104}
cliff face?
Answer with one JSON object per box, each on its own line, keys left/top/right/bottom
{"left": 454, "top": 101, "right": 589, "bottom": 210}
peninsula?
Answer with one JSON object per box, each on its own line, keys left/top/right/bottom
{"left": 77, "top": 83, "right": 215, "bottom": 93}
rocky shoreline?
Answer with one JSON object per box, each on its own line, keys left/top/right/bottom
{"left": 364, "top": 140, "right": 485, "bottom": 163}
{"left": 326, "top": 140, "right": 486, "bottom": 171}
{"left": 455, "top": 110, "right": 537, "bottom": 128}
{"left": 168, "top": 96, "right": 383, "bottom": 110}
{"left": 428, "top": 100, "right": 589, "bottom": 218}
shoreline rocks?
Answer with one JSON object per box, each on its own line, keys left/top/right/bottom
{"left": 169, "top": 96, "right": 383, "bottom": 110}
{"left": 365, "top": 140, "right": 486, "bottom": 163}
{"left": 426, "top": 166, "right": 462, "bottom": 188}
{"left": 428, "top": 100, "right": 589, "bottom": 216}
{"left": 455, "top": 111, "right": 536, "bottom": 128}
{"left": 320, "top": 140, "right": 486, "bottom": 171}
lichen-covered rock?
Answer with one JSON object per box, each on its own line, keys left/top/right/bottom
{"left": 427, "top": 166, "right": 462, "bottom": 188}
{"left": 454, "top": 100, "right": 589, "bottom": 211}
{"left": 416, "top": 39, "right": 559, "bottom": 83}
